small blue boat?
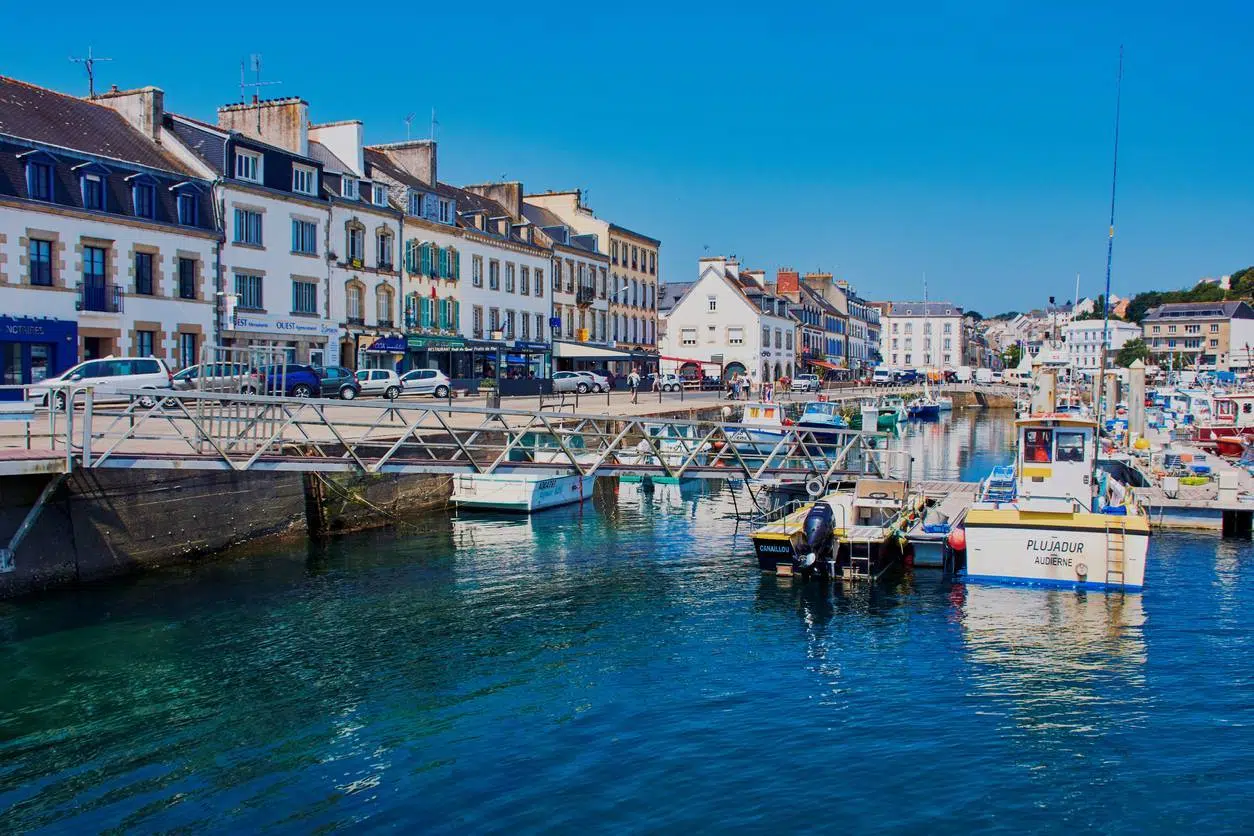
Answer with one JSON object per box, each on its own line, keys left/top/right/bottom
{"left": 796, "top": 401, "right": 849, "bottom": 440}
{"left": 908, "top": 400, "right": 941, "bottom": 420}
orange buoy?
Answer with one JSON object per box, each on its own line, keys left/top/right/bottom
{"left": 947, "top": 527, "right": 966, "bottom": 552}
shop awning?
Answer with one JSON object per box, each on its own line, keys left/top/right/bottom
{"left": 552, "top": 342, "right": 637, "bottom": 360}
{"left": 809, "top": 359, "right": 841, "bottom": 370}
{"left": 365, "top": 336, "right": 407, "bottom": 353}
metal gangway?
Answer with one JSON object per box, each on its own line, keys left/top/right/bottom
{"left": 42, "top": 388, "right": 911, "bottom": 489}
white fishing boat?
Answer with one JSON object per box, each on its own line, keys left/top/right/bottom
{"left": 452, "top": 471, "right": 594, "bottom": 512}
{"left": 453, "top": 442, "right": 596, "bottom": 512}
{"left": 728, "top": 401, "right": 790, "bottom": 456}
{"left": 957, "top": 414, "right": 1150, "bottom": 591}
{"left": 936, "top": 395, "right": 954, "bottom": 412}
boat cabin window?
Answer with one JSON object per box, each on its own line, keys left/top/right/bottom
{"left": 1245, "top": 403, "right": 1253, "bottom": 415}
{"left": 1055, "top": 431, "right": 1085, "bottom": 463}
{"left": 1024, "top": 428, "right": 1053, "bottom": 463}
{"left": 746, "top": 406, "right": 775, "bottom": 420}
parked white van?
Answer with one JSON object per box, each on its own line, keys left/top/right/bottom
{"left": 872, "top": 366, "right": 894, "bottom": 384}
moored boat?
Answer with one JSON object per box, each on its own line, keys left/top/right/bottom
{"left": 958, "top": 414, "right": 1150, "bottom": 591}
{"left": 728, "top": 401, "right": 790, "bottom": 456}
{"left": 751, "top": 478, "right": 923, "bottom": 580}
{"left": 453, "top": 472, "right": 594, "bottom": 512}
{"left": 796, "top": 400, "right": 849, "bottom": 440}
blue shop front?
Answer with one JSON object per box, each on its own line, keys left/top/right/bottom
{"left": 0, "top": 316, "right": 77, "bottom": 399}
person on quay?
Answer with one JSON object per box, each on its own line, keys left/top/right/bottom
{"left": 628, "top": 367, "right": 641, "bottom": 404}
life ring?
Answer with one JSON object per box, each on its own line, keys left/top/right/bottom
{"left": 1076, "top": 562, "right": 1088, "bottom": 578}
{"left": 805, "top": 476, "right": 826, "bottom": 498}
{"left": 867, "top": 491, "right": 890, "bottom": 500}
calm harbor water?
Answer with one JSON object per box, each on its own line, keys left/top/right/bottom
{"left": 2, "top": 411, "right": 1253, "bottom": 833}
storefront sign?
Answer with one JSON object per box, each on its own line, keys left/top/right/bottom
{"left": 367, "top": 336, "right": 407, "bottom": 353}
{"left": 407, "top": 335, "right": 466, "bottom": 350}
{"left": 513, "top": 341, "right": 550, "bottom": 352}
{"left": 232, "top": 312, "right": 338, "bottom": 339}
{"left": 549, "top": 317, "right": 562, "bottom": 329}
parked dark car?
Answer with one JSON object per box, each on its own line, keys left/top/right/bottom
{"left": 257, "top": 364, "right": 320, "bottom": 398}
{"left": 317, "top": 366, "right": 362, "bottom": 399}
{"left": 700, "top": 375, "right": 722, "bottom": 390}
{"left": 894, "top": 370, "right": 920, "bottom": 385}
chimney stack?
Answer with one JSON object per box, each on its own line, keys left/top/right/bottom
{"left": 776, "top": 268, "right": 800, "bottom": 294}
{"left": 369, "top": 139, "right": 437, "bottom": 186}
{"left": 217, "top": 97, "right": 310, "bottom": 156}
{"left": 95, "top": 86, "right": 165, "bottom": 145}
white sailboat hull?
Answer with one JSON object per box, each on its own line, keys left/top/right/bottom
{"left": 452, "top": 473, "right": 594, "bottom": 512}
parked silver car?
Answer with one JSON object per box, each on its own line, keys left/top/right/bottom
{"left": 400, "top": 368, "right": 452, "bottom": 398}
{"left": 552, "top": 371, "right": 592, "bottom": 394}
{"left": 172, "top": 363, "right": 263, "bottom": 395}
{"left": 575, "top": 371, "right": 609, "bottom": 393}
{"left": 355, "top": 369, "right": 402, "bottom": 399}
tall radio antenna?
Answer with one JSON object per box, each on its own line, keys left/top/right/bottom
{"left": 403, "top": 112, "right": 416, "bottom": 141}
{"left": 239, "top": 54, "right": 281, "bottom": 104}
{"left": 1095, "top": 46, "right": 1125, "bottom": 444}
{"left": 70, "top": 47, "right": 112, "bottom": 98}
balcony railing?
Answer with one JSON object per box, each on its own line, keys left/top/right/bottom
{"left": 576, "top": 285, "right": 596, "bottom": 306}
{"left": 77, "top": 281, "right": 122, "bottom": 313}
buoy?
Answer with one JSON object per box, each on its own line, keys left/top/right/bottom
{"left": 1134, "top": 437, "right": 1150, "bottom": 451}
{"left": 947, "top": 527, "right": 966, "bottom": 552}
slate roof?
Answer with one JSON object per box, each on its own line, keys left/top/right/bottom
{"left": 0, "top": 75, "right": 194, "bottom": 174}
{"left": 1143, "top": 301, "right": 1254, "bottom": 320}
{"left": 887, "top": 301, "right": 963, "bottom": 317}
{"left": 658, "top": 282, "right": 693, "bottom": 313}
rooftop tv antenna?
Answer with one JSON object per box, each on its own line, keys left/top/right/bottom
{"left": 70, "top": 47, "right": 112, "bottom": 98}
{"left": 239, "top": 54, "right": 280, "bottom": 104}
{"left": 430, "top": 108, "right": 440, "bottom": 142}
{"left": 403, "top": 112, "right": 416, "bottom": 140}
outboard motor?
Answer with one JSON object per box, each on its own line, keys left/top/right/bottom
{"left": 795, "top": 501, "right": 835, "bottom": 575}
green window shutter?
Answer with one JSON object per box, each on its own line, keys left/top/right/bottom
{"left": 404, "top": 241, "right": 418, "bottom": 274}
{"left": 452, "top": 300, "right": 461, "bottom": 332}
{"left": 423, "top": 297, "right": 433, "bottom": 327}
{"left": 438, "top": 299, "right": 447, "bottom": 329}
{"left": 451, "top": 249, "right": 460, "bottom": 281}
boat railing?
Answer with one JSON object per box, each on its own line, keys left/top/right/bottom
{"left": 752, "top": 498, "right": 810, "bottom": 526}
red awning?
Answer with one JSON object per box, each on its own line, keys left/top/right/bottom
{"left": 810, "top": 360, "right": 840, "bottom": 370}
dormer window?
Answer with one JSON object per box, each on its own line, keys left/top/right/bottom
{"left": 174, "top": 185, "right": 200, "bottom": 225}
{"left": 83, "top": 175, "right": 104, "bottom": 210}
{"left": 438, "top": 198, "right": 453, "bottom": 224}
{"left": 341, "top": 177, "right": 358, "bottom": 200}
{"left": 292, "top": 164, "right": 316, "bottom": 196}
{"left": 128, "top": 174, "right": 158, "bottom": 219}
{"left": 234, "top": 149, "right": 261, "bottom": 183}
{"left": 372, "top": 183, "right": 388, "bottom": 207}
{"left": 407, "top": 190, "right": 422, "bottom": 217}
{"left": 23, "top": 153, "right": 54, "bottom": 202}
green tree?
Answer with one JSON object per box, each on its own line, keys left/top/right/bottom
{"left": 1003, "top": 343, "right": 1023, "bottom": 368}
{"left": 1115, "top": 337, "right": 1150, "bottom": 367}
{"left": 966, "top": 310, "right": 984, "bottom": 321}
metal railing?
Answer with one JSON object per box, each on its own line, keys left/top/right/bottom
{"left": 51, "top": 387, "right": 911, "bottom": 487}
{"left": 77, "top": 281, "right": 123, "bottom": 313}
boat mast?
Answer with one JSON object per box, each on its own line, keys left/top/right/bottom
{"left": 1095, "top": 46, "right": 1124, "bottom": 434}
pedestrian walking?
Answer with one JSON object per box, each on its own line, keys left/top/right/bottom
{"left": 628, "top": 367, "right": 641, "bottom": 404}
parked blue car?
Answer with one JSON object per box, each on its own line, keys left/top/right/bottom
{"left": 258, "top": 364, "right": 324, "bottom": 398}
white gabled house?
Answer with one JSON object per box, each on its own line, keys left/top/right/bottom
{"left": 660, "top": 256, "right": 796, "bottom": 384}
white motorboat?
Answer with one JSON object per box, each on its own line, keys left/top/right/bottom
{"left": 728, "top": 401, "right": 790, "bottom": 456}
{"left": 453, "top": 443, "right": 597, "bottom": 512}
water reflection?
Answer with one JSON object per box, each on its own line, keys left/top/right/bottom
{"left": 884, "top": 410, "right": 1017, "bottom": 483}
{"left": 956, "top": 583, "right": 1148, "bottom": 736}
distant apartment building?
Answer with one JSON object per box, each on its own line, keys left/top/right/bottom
{"left": 1141, "top": 301, "right": 1254, "bottom": 371}
{"left": 798, "top": 272, "right": 848, "bottom": 368}
{"left": 0, "top": 76, "right": 219, "bottom": 384}
{"left": 1063, "top": 319, "right": 1141, "bottom": 373}
{"left": 881, "top": 301, "right": 965, "bottom": 370}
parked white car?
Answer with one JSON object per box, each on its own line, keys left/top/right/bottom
{"left": 652, "top": 372, "right": 684, "bottom": 392}
{"left": 355, "top": 369, "right": 402, "bottom": 399}
{"left": 29, "top": 356, "right": 173, "bottom": 409}
{"left": 399, "top": 368, "right": 452, "bottom": 398}
{"left": 790, "top": 373, "right": 821, "bottom": 393}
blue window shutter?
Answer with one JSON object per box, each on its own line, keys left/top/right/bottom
{"left": 451, "top": 249, "right": 460, "bottom": 280}
{"left": 291, "top": 220, "right": 299, "bottom": 252}
{"left": 452, "top": 300, "right": 460, "bottom": 332}
{"left": 437, "top": 247, "right": 446, "bottom": 279}
{"left": 421, "top": 298, "right": 432, "bottom": 327}
{"left": 439, "top": 299, "right": 448, "bottom": 329}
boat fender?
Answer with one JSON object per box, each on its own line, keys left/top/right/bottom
{"left": 1076, "top": 562, "right": 1088, "bottom": 578}
{"left": 797, "top": 552, "right": 817, "bottom": 570}
{"left": 868, "top": 491, "right": 890, "bottom": 500}
{"left": 947, "top": 527, "right": 966, "bottom": 552}
{"left": 805, "top": 476, "right": 826, "bottom": 498}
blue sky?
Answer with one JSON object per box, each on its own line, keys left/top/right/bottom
{"left": 5, "top": 1, "right": 1252, "bottom": 314}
